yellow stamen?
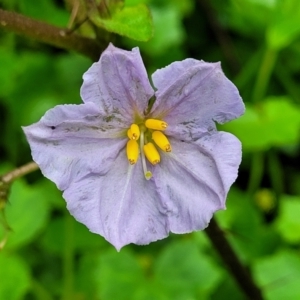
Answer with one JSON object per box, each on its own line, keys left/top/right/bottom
{"left": 145, "top": 119, "right": 168, "bottom": 131}
{"left": 143, "top": 142, "right": 160, "bottom": 165}
{"left": 126, "top": 140, "right": 139, "bottom": 165}
{"left": 127, "top": 124, "right": 140, "bottom": 140}
{"left": 152, "top": 131, "right": 172, "bottom": 152}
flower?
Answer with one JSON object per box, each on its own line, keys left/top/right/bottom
{"left": 23, "top": 44, "right": 244, "bottom": 250}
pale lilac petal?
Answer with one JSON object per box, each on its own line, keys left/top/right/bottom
{"left": 23, "top": 103, "right": 126, "bottom": 190}
{"left": 152, "top": 132, "right": 241, "bottom": 233}
{"left": 81, "top": 43, "right": 154, "bottom": 121}
{"left": 64, "top": 150, "right": 169, "bottom": 250}
{"left": 150, "top": 59, "right": 244, "bottom": 140}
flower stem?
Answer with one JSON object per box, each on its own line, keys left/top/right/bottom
{"left": 251, "top": 47, "right": 278, "bottom": 103}
{"left": 62, "top": 213, "right": 75, "bottom": 300}
{"left": 205, "top": 218, "right": 264, "bottom": 300}
{"left": 247, "top": 151, "right": 264, "bottom": 196}
{"left": 0, "top": 8, "right": 105, "bottom": 60}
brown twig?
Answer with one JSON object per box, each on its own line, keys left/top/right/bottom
{"left": 0, "top": 8, "right": 105, "bottom": 60}
{"left": 205, "top": 218, "right": 264, "bottom": 300}
{"left": 1, "top": 162, "right": 39, "bottom": 184}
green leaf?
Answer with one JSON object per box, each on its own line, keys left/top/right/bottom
{"left": 254, "top": 250, "right": 300, "bottom": 299}
{"left": 275, "top": 195, "right": 300, "bottom": 244}
{"left": 41, "top": 216, "right": 106, "bottom": 254}
{"left": 1, "top": 179, "right": 50, "bottom": 249}
{"left": 0, "top": 253, "right": 31, "bottom": 300}
{"left": 154, "top": 240, "right": 223, "bottom": 299}
{"left": 221, "top": 96, "right": 300, "bottom": 151}
{"left": 216, "top": 188, "right": 280, "bottom": 260}
{"left": 266, "top": 0, "right": 300, "bottom": 50}
{"left": 90, "top": 4, "right": 153, "bottom": 41}
{"left": 94, "top": 249, "right": 145, "bottom": 300}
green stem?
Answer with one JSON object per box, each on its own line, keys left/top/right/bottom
{"left": 252, "top": 47, "right": 278, "bottom": 103}
{"left": 267, "top": 149, "right": 284, "bottom": 199}
{"left": 275, "top": 60, "right": 300, "bottom": 103}
{"left": 247, "top": 151, "right": 264, "bottom": 196}
{"left": 234, "top": 48, "right": 262, "bottom": 90}
{"left": 62, "top": 213, "right": 75, "bottom": 300}
{"left": 0, "top": 8, "right": 105, "bottom": 60}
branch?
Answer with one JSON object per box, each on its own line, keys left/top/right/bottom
{"left": 0, "top": 161, "right": 39, "bottom": 208}
{"left": 1, "top": 162, "right": 39, "bottom": 184}
{"left": 205, "top": 218, "right": 264, "bottom": 300}
{"left": 0, "top": 8, "right": 105, "bottom": 60}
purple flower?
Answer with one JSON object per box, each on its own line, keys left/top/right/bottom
{"left": 23, "top": 44, "right": 244, "bottom": 250}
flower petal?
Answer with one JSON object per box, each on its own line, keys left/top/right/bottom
{"left": 151, "top": 59, "right": 244, "bottom": 140}
{"left": 63, "top": 150, "right": 169, "bottom": 250}
{"left": 23, "top": 103, "right": 126, "bottom": 190}
{"left": 81, "top": 43, "right": 154, "bottom": 121}
{"left": 152, "top": 132, "right": 241, "bottom": 233}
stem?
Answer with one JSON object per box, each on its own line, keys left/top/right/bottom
{"left": 247, "top": 151, "right": 264, "bottom": 196}
{"left": 62, "top": 213, "right": 75, "bottom": 300}
{"left": 0, "top": 8, "right": 105, "bottom": 60}
{"left": 205, "top": 218, "right": 264, "bottom": 300}
{"left": 267, "top": 149, "right": 284, "bottom": 200}
{"left": 0, "top": 162, "right": 39, "bottom": 184}
{"left": 252, "top": 47, "right": 278, "bottom": 103}
{"left": 275, "top": 60, "right": 300, "bottom": 103}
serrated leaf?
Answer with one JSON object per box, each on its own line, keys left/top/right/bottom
{"left": 0, "top": 253, "right": 31, "bottom": 300}
{"left": 90, "top": 4, "right": 153, "bottom": 41}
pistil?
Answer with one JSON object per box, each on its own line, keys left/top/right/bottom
{"left": 140, "top": 129, "right": 152, "bottom": 180}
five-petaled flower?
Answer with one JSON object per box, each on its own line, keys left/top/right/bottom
{"left": 23, "top": 44, "right": 244, "bottom": 250}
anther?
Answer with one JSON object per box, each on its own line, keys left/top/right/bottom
{"left": 145, "top": 119, "right": 168, "bottom": 131}
{"left": 143, "top": 142, "right": 160, "bottom": 165}
{"left": 126, "top": 140, "right": 139, "bottom": 165}
{"left": 127, "top": 124, "right": 140, "bottom": 140}
{"left": 152, "top": 131, "right": 172, "bottom": 152}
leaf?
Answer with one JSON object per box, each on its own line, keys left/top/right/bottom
{"left": 94, "top": 248, "right": 145, "bottom": 300}
{"left": 90, "top": 4, "right": 153, "bottom": 41}
{"left": 253, "top": 250, "right": 300, "bottom": 300}
{"left": 154, "top": 240, "right": 223, "bottom": 299}
{"left": 1, "top": 179, "right": 50, "bottom": 249}
{"left": 266, "top": 0, "right": 300, "bottom": 50}
{"left": 0, "top": 253, "right": 31, "bottom": 300}
{"left": 221, "top": 96, "right": 300, "bottom": 151}
{"left": 41, "top": 216, "right": 106, "bottom": 254}
{"left": 275, "top": 195, "right": 300, "bottom": 244}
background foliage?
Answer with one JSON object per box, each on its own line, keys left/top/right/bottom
{"left": 0, "top": 0, "right": 300, "bottom": 299}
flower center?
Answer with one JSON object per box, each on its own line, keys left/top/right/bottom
{"left": 126, "top": 118, "right": 172, "bottom": 180}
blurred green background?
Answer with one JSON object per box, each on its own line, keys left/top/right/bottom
{"left": 1, "top": 0, "right": 300, "bottom": 299}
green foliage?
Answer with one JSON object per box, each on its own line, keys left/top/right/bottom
{"left": 90, "top": 2, "right": 153, "bottom": 41}
{"left": 266, "top": 0, "right": 300, "bottom": 50}
{"left": 221, "top": 96, "right": 300, "bottom": 151}
{"left": 1, "top": 0, "right": 300, "bottom": 298}
{"left": 1, "top": 179, "right": 50, "bottom": 249}
{"left": 254, "top": 250, "right": 300, "bottom": 299}
{"left": 275, "top": 195, "right": 300, "bottom": 244}
{"left": 93, "top": 240, "right": 222, "bottom": 300}
{"left": 0, "top": 253, "right": 31, "bottom": 300}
